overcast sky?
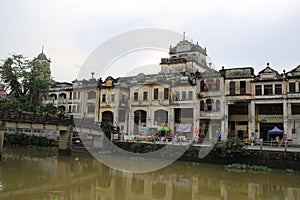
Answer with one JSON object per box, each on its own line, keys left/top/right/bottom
{"left": 1, "top": 0, "right": 300, "bottom": 82}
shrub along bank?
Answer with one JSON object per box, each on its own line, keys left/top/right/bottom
{"left": 4, "top": 132, "right": 58, "bottom": 147}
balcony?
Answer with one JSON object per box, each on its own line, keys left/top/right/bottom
{"left": 170, "top": 98, "right": 194, "bottom": 105}
{"left": 131, "top": 100, "right": 150, "bottom": 106}
{"left": 100, "top": 101, "right": 116, "bottom": 108}
{"left": 119, "top": 100, "right": 129, "bottom": 107}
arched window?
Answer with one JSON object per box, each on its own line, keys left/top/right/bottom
{"left": 200, "top": 100, "right": 204, "bottom": 111}
{"left": 206, "top": 79, "right": 214, "bottom": 91}
{"left": 216, "top": 99, "right": 221, "bottom": 112}
{"left": 50, "top": 93, "right": 57, "bottom": 100}
{"left": 200, "top": 80, "right": 205, "bottom": 92}
{"left": 206, "top": 99, "right": 212, "bottom": 111}
{"left": 215, "top": 79, "right": 220, "bottom": 91}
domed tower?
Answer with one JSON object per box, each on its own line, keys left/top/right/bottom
{"left": 33, "top": 47, "right": 51, "bottom": 80}
{"left": 160, "top": 33, "right": 208, "bottom": 74}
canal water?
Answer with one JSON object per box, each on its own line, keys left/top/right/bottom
{"left": 0, "top": 147, "right": 300, "bottom": 200}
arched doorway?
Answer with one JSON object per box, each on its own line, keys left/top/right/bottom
{"left": 134, "top": 110, "right": 147, "bottom": 134}
{"left": 102, "top": 111, "right": 114, "bottom": 125}
{"left": 154, "top": 109, "right": 168, "bottom": 125}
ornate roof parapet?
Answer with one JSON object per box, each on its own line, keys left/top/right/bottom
{"left": 222, "top": 67, "right": 255, "bottom": 79}
{"left": 287, "top": 65, "right": 300, "bottom": 78}
{"left": 257, "top": 63, "right": 282, "bottom": 80}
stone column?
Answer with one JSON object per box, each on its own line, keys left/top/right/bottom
{"left": 223, "top": 100, "right": 229, "bottom": 140}
{"left": 169, "top": 108, "right": 175, "bottom": 137}
{"left": 283, "top": 99, "right": 288, "bottom": 137}
{"left": 0, "top": 120, "right": 6, "bottom": 161}
{"left": 0, "top": 128, "right": 5, "bottom": 161}
{"left": 58, "top": 125, "right": 73, "bottom": 156}
{"left": 248, "top": 101, "right": 255, "bottom": 141}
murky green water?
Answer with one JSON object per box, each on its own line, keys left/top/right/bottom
{"left": 0, "top": 147, "right": 300, "bottom": 200}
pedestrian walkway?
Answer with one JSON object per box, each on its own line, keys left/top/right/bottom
{"left": 246, "top": 145, "right": 300, "bottom": 152}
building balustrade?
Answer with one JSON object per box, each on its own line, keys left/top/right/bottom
{"left": 0, "top": 110, "right": 73, "bottom": 126}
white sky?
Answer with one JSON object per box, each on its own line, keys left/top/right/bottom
{"left": 0, "top": 0, "right": 300, "bottom": 82}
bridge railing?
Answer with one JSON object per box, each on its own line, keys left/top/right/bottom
{"left": 0, "top": 110, "right": 73, "bottom": 126}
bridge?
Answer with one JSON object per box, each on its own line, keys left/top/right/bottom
{"left": 0, "top": 111, "right": 106, "bottom": 161}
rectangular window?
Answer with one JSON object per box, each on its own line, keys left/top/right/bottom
{"left": 188, "top": 91, "right": 193, "bottom": 100}
{"left": 154, "top": 88, "right": 158, "bottom": 100}
{"left": 102, "top": 94, "right": 106, "bottom": 102}
{"left": 122, "top": 94, "right": 126, "bottom": 103}
{"left": 88, "top": 91, "right": 96, "bottom": 99}
{"left": 143, "top": 91, "right": 148, "bottom": 100}
{"left": 175, "top": 92, "right": 180, "bottom": 101}
{"left": 290, "top": 82, "right": 296, "bottom": 93}
{"left": 182, "top": 91, "right": 186, "bottom": 100}
{"left": 230, "top": 81, "right": 235, "bottom": 95}
{"left": 134, "top": 92, "right": 138, "bottom": 101}
{"left": 164, "top": 88, "right": 169, "bottom": 99}
{"left": 264, "top": 85, "right": 273, "bottom": 95}
{"left": 77, "top": 91, "right": 80, "bottom": 99}
{"left": 275, "top": 84, "right": 282, "bottom": 95}
{"left": 292, "top": 104, "right": 300, "bottom": 114}
{"left": 240, "top": 81, "right": 246, "bottom": 95}
{"left": 73, "top": 92, "right": 77, "bottom": 99}
{"left": 70, "top": 92, "right": 72, "bottom": 100}
{"left": 111, "top": 94, "right": 115, "bottom": 102}
{"left": 255, "top": 85, "right": 262, "bottom": 95}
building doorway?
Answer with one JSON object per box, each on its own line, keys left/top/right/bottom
{"left": 134, "top": 110, "right": 147, "bottom": 134}
{"left": 102, "top": 111, "right": 114, "bottom": 125}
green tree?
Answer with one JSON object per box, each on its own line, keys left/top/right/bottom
{"left": 37, "top": 103, "right": 58, "bottom": 115}
{"left": 0, "top": 54, "right": 52, "bottom": 109}
{"left": 214, "top": 138, "right": 248, "bottom": 158}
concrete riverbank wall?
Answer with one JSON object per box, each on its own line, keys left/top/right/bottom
{"left": 111, "top": 142, "right": 300, "bottom": 170}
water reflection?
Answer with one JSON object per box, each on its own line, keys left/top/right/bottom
{"left": 0, "top": 147, "right": 300, "bottom": 200}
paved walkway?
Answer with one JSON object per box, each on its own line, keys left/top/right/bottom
{"left": 246, "top": 145, "right": 300, "bottom": 152}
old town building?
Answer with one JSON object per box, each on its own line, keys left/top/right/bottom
{"left": 42, "top": 39, "right": 300, "bottom": 144}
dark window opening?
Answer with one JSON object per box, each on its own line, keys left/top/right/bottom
{"left": 240, "top": 81, "right": 246, "bottom": 94}
{"left": 230, "top": 82, "right": 235, "bottom": 95}
{"left": 255, "top": 85, "right": 262, "bottom": 95}
{"left": 154, "top": 88, "right": 158, "bottom": 100}
{"left": 264, "top": 85, "right": 273, "bottom": 95}
{"left": 275, "top": 84, "right": 282, "bottom": 95}
{"left": 164, "top": 88, "right": 169, "bottom": 99}
{"left": 134, "top": 92, "right": 138, "bottom": 101}
{"left": 290, "top": 82, "right": 296, "bottom": 93}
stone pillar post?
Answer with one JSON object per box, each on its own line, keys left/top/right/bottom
{"left": 58, "top": 125, "right": 73, "bottom": 156}
{"left": 249, "top": 101, "right": 255, "bottom": 141}
{"left": 0, "top": 120, "right": 6, "bottom": 161}
{"left": 0, "top": 128, "right": 5, "bottom": 161}
{"left": 283, "top": 99, "right": 288, "bottom": 137}
{"left": 169, "top": 108, "right": 175, "bottom": 137}
{"left": 223, "top": 100, "right": 229, "bottom": 140}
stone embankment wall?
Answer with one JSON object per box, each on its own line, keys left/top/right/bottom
{"left": 112, "top": 142, "right": 300, "bottom": 170}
